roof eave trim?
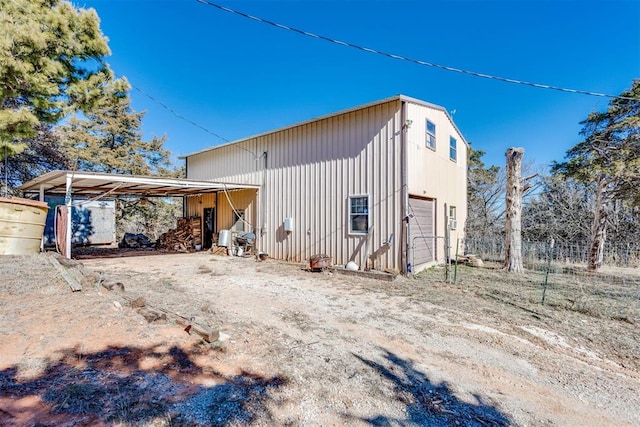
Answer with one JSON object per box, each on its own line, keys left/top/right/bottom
{"left": 181, "top": 95, "right": 411, "bottom": 159}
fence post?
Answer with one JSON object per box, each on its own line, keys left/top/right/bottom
{"left": 541, "top": 238, "right": 554, "bottom": 304}
{"left": 454, "top": 238, "right": 459, "bottom": 284}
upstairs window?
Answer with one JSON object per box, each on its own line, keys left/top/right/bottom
{"left": 449, "top": 136, "right": 457, "bottom": 162}
{"left": 426, "top": 120, "right": 436, "bottom": 150}
{"left": 349, "top": 195, "right": 369, "bottom": 234}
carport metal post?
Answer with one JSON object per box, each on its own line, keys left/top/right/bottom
{"left": 39, "top": 184, "right": 45, "bottom": 251}
{"left": 64, "top": 173, "right": 72, "bottom": 259}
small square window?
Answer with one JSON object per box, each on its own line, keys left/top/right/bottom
{"left": 426, "top": 120, "right": 436, "bottom": 150}
{"left": 449, "top": 206, "right": 458, "bottom": 229}
{"left": 449, "top": 136, "right": 457, "bottom": 162}
{"left": 349, "top": 196, "right": 369, "bottom": 234}
{"left": 232, "top": 210, "right": 245, "bottom": 232}
{"left": 449, "top": 206, "right": 456, "bottom": 219}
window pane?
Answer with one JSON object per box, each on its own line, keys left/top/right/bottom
{"left": 232, "top": 210, "right": 245, "bottom": 231}
{"left": 351, "top": 214, "right": 368, "bottom": 232}
{"left": 427, "top": 135, "right": 435, "bottom": 149}
{"left": 449, "top": 136, "right": 457, "bottom": 161}
{"left": 349, "top": 196, "right": 369, "bottom": 233}
{"left": 426, "top": 120, "right": 436, "bottom": 149}
{"left": 351, "top": 197, "right": 368, "bottom": 213}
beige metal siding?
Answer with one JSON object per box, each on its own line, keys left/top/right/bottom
{"left": 188, "top": 142, "right": 263, "bottom": 185}
{"left": 186, "top": 100, "right": 404, "bottom": 270}
{"left": 404, "top": 102, "right": 468, "bottom": 267}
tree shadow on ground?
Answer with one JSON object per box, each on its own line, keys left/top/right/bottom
{"left": 349, "top": 349, "right": 511, "bottom": 426}
{"left": 0, "top": 344, "right": 286, "bottom": 426}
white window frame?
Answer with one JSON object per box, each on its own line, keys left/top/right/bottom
{"left": 426, "top": 119, "right": 436, "bottom": 150}
{"left": 349, "top": 195, "right": 370, "bottom": 235}
{"left": 232, "top": 209, "right": 245, "bottom": 232}
{"left": 449, "top": 136, "right": 457, "bottom": 162}
{"left": 448, "top": 206, "right": 458, "bottom": 230}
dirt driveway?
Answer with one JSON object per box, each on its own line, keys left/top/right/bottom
{"left": 0, "top": 252, "right": 638, "bottom": 426}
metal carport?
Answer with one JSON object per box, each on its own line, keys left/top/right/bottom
{"left": 19, "top": 170, "right": 259, "bottom": 258}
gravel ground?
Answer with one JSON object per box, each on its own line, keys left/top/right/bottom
{"left": 0, "top": 251, "right": 638, "bottom": 426}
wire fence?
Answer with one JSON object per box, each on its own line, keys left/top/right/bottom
{"left": 465, "top": 238, "right": 640, "bottom": 269}
{"left": 407, "top": 236, "right": 640, "bottom": 325}
{"left": 415, "top": 259, "right": 640, "bottom": 323}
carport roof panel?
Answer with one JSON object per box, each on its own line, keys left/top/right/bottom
{"left": 19, "top": 170, "right": 259, "bottom": 197}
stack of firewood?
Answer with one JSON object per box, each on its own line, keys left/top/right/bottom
{"left": 156, "top": 217, "right": 202, "bottom": 252}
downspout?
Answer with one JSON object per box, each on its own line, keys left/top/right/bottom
{"left": 258, "top": 151, "right": 267, "bottom": 256}
{"left": 400, "top": 100, "right": 409, "bottom": 274}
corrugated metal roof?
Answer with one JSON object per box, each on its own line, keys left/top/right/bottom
{"left": 181, "top": 94, "right": 469, "bottom": 159}
{"left": 18, "top": 170, "right": 259, "bottom": 197}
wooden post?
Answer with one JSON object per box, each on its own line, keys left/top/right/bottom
{"left": 48, "top": 255, "right": 82, "bottom": 292}
{"left": 504, "top": 147, "right": 524, "bottom": 273}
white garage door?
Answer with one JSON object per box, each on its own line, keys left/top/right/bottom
{"left": 408, "top": 197, "right": 436, "bottom": 266}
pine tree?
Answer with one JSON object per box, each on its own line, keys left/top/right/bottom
{"left": 60, "top": 77, "right": 179, "bottom": 243}
{"left": 60, "top": 78, "right": 173, "bottom": 176}
{"left": 1, "top": 124, "right": 71, "bottom": 194}
{"left": 0, "top": 0, "right": 111, "bottom": 158}
{"left": 552, "top": 80, "right": 640, "bottom": 271}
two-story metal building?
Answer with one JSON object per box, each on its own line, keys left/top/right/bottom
{"left": 183, "top": 95, "right": 468, "bottom": 273}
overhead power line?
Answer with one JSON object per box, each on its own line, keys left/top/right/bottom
{"left": 127, "top": 81, "right": 229, "bottom": 143}
{"left": 195, "top": 0, "right": 639, "bottom": 101}
{"left": 96, "top": 60, "right": 230, "bottom": 144}
{"left": 124, "top": 76, "right": 262, "bottom": 156}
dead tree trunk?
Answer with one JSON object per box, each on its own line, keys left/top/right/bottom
{"left": 588, "top": 177, "right": 608, "bottom": 271}
{"left": 504, "top": 147, "right": 524, "bottom": 273}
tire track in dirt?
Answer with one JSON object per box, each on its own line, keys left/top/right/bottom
{"left": 77, "top": 253, "right": 640, "bottom": 426}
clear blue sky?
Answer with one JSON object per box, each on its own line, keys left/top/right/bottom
{"left": 77, "top": 0, "right": 639, "bottom": 169}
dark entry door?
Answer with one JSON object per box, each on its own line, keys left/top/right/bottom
{"left": 203, "top": 207, "right": 216, "bottom": 249}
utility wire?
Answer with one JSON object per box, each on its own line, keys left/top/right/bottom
{"left": 120, "top": 74, "right": 260, "bottom": 156}
{"left": 95, "top": 58, "right": 231, "bottom": 144}
{"left": 195, "top": 0, "right": 639, "bottom": 101}
{"left": 127, "top": 81, "right": 229, "bottom": 143}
